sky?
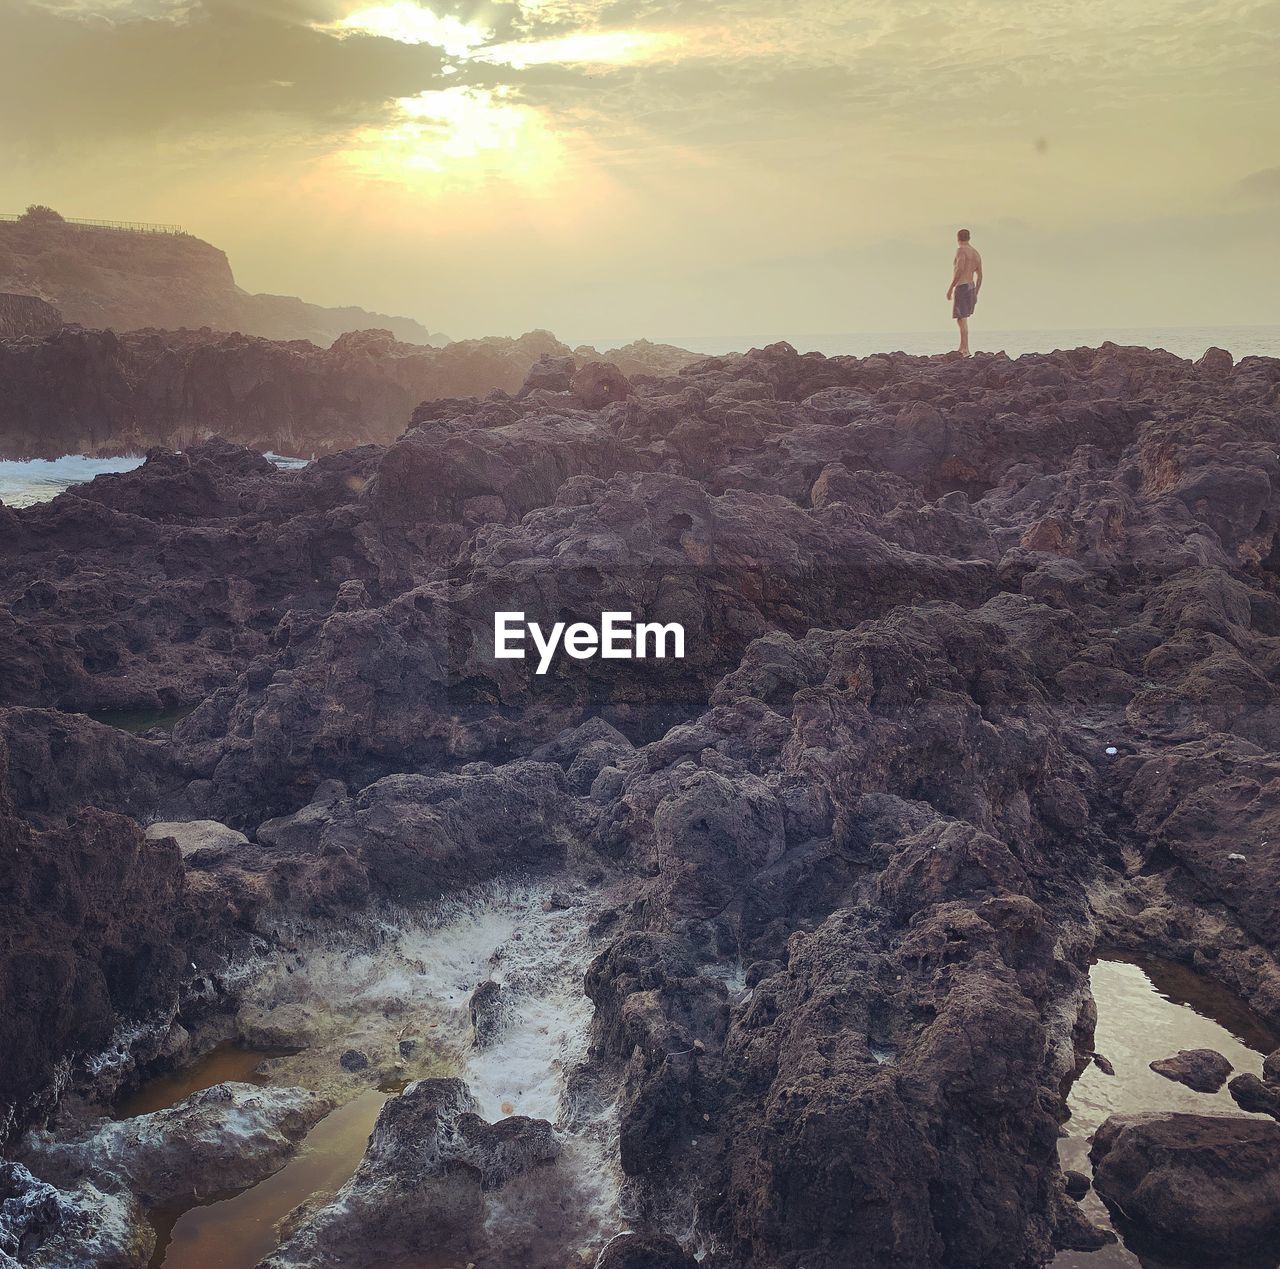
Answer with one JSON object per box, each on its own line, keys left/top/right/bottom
{"left": 1, "top": 0, "right": 1278, "bottom": 342}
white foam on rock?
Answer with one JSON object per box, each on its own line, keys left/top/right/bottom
{"left": 0, "top": 455, "right": 145, "bottom": 508}
{"left": 236, "top": 881, "right": 625, "bottom": 1248}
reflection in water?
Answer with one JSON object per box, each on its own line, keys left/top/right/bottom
{"left": 1052, "top": 957, "right": 1279, "bottom": 1269}
{"left": 149, "top": 1089, "right": 388, "bottom": 1269}
{"left": 116, "top": 1045, "right": 284, "bottom": 1119}
{"left": 86, "top": 704, "right": 196, "bottom": 735}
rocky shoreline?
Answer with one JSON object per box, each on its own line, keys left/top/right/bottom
{"left": 3, "top": 340, "right": 1280, "bottom": 1267}
{"left": 0, "top": 326, "right": 697, "bottom": 460}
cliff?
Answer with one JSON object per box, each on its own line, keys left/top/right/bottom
{"left": 0, "top": 209, "right": 446, "bottom": 346}
{"left": 0, "top": 293, "right": 62, "bottom": 339}
{"left": 0, "top": 325, "right": 699, "bottom": 459}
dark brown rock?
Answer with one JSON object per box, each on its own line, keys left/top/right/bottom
{"left": 0, "top": 326, "right": 692, "bottom": 461}
{"left": 468, "top": 980, "right": 510, "bottom": 1049}
{"left": 4, "top": 338, "right": 1280, "bottom": 1268}
{"left": 596, "top": 1232, "right": 699, "bottom": 1269}
{"left": 1090, "top": 1112, "right": 1280, "bottom": 1256}
{"left": 572, "top": 360, "right": 632, "bottom": 408}
{"left": 1149, "top": 1047, "right": 1233, "bottom": 1093}
{"left": 261, "top": 1078, "right": 560, "bottom": 1269}
{"left": 1229, "top": 1072, "right": 1280, "bottom": 1120}
{"left": 0, "top": 732, "right": 186, "bottom": 1135}
{"left": 1266, "top": 1048, "right": 1280, "bottom": 1085}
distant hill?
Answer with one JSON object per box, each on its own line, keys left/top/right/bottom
{"left": 0, "top": 206, "right": 449, "bottom": 347}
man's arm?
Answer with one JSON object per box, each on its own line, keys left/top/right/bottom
{"left": 947, "top": 250, "right": 962, "bottom": 300}
{"left": 975, "top": 251, "right": 983, "bottom": 293}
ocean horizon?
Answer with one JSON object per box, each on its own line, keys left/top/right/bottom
{"left": 597, "top": 324, "right": 1280, "bottom": 362}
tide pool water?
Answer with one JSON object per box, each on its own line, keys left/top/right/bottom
{"left": 129, "top": 880, "right": 621, "bottom": 1269}
{"left": 0, "top": 452, "right": 310, "bottom": 509}
{"left": 1053, "top": 956, "right": 1279, "bottom": 1268}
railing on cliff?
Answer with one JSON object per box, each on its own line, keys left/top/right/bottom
{"left": 0, "top": 214, "right": 187, "bottom": 236}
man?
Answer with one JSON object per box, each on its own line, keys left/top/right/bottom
{"left": 946, "top": 228, "right": 983, "bottom": 356}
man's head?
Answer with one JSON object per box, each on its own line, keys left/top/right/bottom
{"left": 957, "top": 228, "right": 971, "bottom": 243}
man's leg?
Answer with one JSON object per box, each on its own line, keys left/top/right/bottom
{"left": 957, "top": 316, "right": 969, "bottom": 356}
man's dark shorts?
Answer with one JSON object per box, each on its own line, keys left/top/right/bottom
{"left": 953, "top": 283, "right": 977, "bottom": 319}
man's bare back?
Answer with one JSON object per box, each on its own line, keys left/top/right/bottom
{"left": 953, "top": 243, "right": 982, "bottom": 288}
{"left": 946, "top": 229, "right": 983, "bottom": 356}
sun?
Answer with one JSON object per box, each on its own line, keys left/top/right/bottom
{"left": 338, "top": 87, "right": 565, "bottom": 191}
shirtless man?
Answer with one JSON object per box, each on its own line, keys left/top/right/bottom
{"left": 946, "top": 229, "right": 983, "bottom": 356}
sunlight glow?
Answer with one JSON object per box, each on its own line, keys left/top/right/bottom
{"left": 472, "top": 29, "right": 683, "bottom": 69}
{"left": 319, "top": 2, "right": 683, "bottom": 69}
{"left": 320, "top": 2, "right": 491, "bottom": 56}
{"left": 339, "top": 87, "right": 564, "bottom": 189}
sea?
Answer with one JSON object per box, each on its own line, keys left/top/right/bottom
{"left": 644, "top": 323, "right": 1280, "bottom": 361}
{"left": 2, "top": 325, "right": 1276, "bottom": 509}
{"left": 0, "top": 451, "right": 309, "bottom": 510}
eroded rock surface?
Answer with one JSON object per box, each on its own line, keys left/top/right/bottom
{"left": 0, "top": 327, "right": 695, "bottom": 460}
{"left": 262, "top": 1078, "right": 558, "bottom": 1269}
{"left": 4, "top": 341, "right": 1280, "bottom": 1265}
{"left": 22, "top": 1083, "right": 330, "bottom": 1208}
{"left": 1150, "top": 1048, "right": 1234, "bottom": 1093}
{"left": 1090, "top": 1112, "right": 1280, "bottom": 1258}
{"left": 0, "top": 1161, "right": 149, "bottom": 1269}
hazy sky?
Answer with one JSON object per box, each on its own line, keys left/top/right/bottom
{"left": 1, "top": 0, "right": 1278, "bottom": 341}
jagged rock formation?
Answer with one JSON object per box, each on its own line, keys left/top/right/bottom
{"left": 3, "top": 341, "right": 1280, "bottom": 1265}
{"left": 0, "top": 293, "right": 61, "bottom": 339}
{"left": 261, "top": 1079, "right": 560, "bottom": 1269}
{"left": 0, "top": 730, "right": 186, "bottom": 1132}
{"left": 1090, "top": 1113, "right": 1280, "bottom": 1259}
{"left": 24, "top": 1083, "right": 330, "bottom": 1210}
{"left": 0, "top": 328, "right": 696, "bottom": 460}
{"left": 0, "top": 210, "right": 444, "bottom": 346}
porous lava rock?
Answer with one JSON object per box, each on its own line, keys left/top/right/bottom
{"left": 1090, "top": 1112, "right": 1280, "bottom": 1257}
{"left": 5, "top": 340, "right": 1280, "bottom": 1266}
{"left": 1149, "top": 1048, "right": 1233, "bottom": 1093}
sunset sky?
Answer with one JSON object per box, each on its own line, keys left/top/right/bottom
{"left": 1, "top": 0, "right": 1278, "bottom": 341}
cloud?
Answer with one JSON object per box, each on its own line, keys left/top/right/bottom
{"left": 315, "top": 1, "right": 491, "bottom": 56}
{"left": 1236, "top": 166, "right": 1280, "bottom": 199}
{"left": 0, "top": 0, "right": 453, "bottom": 149}
{"left": 4, "top": 0, "right": 1280, "bottom": 338}
{"left": 21, "top": 0, "right": 194, "bottom": 18}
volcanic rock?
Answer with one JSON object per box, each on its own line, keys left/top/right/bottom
{"left": 262, "top": 1078, "right": 559, "bottom": 1268}
{"left": 468, "top": 980, "right": 510, "bottom": 1049}
{"left": 1149, "top": 1048, "right": 1233, "bottom": 1092}
{"left": 596, "top": 1233, "right": 700, "bottom": 1269}
{"left": 1090, "top": 1112, "right": 1280, "bottom": 1257}
{"left": 0, "top": 736, "right": 186, "bottom": 1135}
{"left": 21, "top": 1083, "right": 330, "bottom": 1208}
{"left": 145, "top": 819, "right": 248, "bottom": 855}
{"left": 0, "top": 326, "right": 695, "bottom": 460}
{"left": 572, "top": 360, "right": 633, "bottom": 408}
{"left": 0, "top": 1160, "right": 150, "bottom": 1269}
{"left": 1229, "top": 1072, "right": 1280, "bottom": 1120}
{"left": 4, "top": 339, "right": 1280, "bottom": 1267}
{"left": 1266, "top": 1048, "right": 1280, "bottom": 1085}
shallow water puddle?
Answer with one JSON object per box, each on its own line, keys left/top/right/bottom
{"left": 136, "top": 882, "right": 620, "bottom": 1267}
{"left": 148, "top": 1088, "right": 388, "bottom": 1269}
{"left": 115, "top": 1045, "right": 285, "bottom": 1119}
{"left": 85, "top": 704, "right": 196, "bottom": 734}
{"left": 1052, "top": 956, "right": 1279, "bottom": 1269}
